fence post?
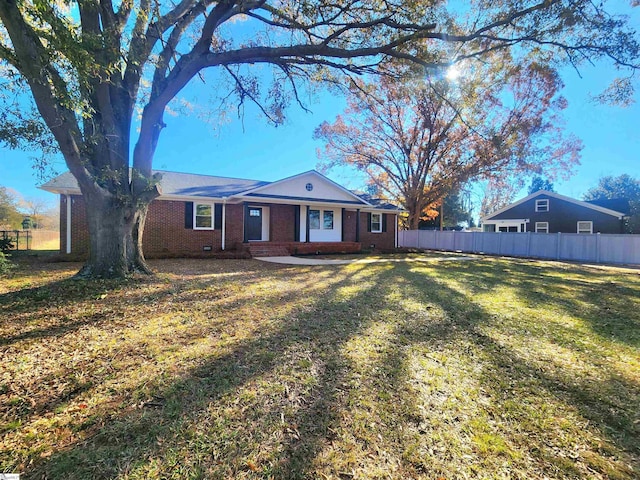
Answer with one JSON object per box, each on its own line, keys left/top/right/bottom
{"left": 596, "top": 232, "right": 601, "bottom": 263}
{"left": 526, "top": 231, "right": 532, "bottom": 258}
{"left": 556, "top": 232, "right": 562, "bottom": 260}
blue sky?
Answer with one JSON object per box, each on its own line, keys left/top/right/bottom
{"left": 1, "top": 7, "right": 639, "bottom": 212}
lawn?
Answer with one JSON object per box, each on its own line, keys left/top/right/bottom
{"left": 1, "top": 255, "right": 639, "bottom": 479}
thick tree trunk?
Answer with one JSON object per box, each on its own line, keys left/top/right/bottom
{"left": 408, "top": 210, "right": 421, "bottom": 230}
{"left": 74, "top": 189, "right": 154, "bottom": 279}
{"left": 75, "top": 192, "right": 133, "bottom": 279}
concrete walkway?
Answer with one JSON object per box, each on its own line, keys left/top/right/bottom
{"left": 254, "top": 255, "right": 475, "bottom": 265}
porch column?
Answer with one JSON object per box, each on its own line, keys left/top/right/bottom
{"left": 294, "top": 205, "right": 301, "bottom": 242}
{"left": 66, "top": 194, "right": 72, "bottom": 254}
{"left": 355, "top": 208, "right": 360, "bottom": 242}
{"left": 341, "top": 208, "right": 345, "bottom": 242}
{"left": 305, "top": 205, "right": 310, "bottom": 243}
{"left": 394, "top": 213, "right": 398, "bottom": 248}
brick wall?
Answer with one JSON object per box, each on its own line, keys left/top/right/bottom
{"left": 270, "top": 204, "right": 296, "bottom": 242}
{"left": 225, "top": 204, "right": 244, "bottom": 248}
{"left": 144, "top": 200, "right": 222, "bottom": 255}
{"left": 358, "top": 211, "right": 397, "bottom": 250}
{"left": 63, "top": 197, "right": 397, "bottom": 256}
{"left": 343, "top": 209, "right": 358, "bottom": 242}
{"left": 64, "top": 197, "right": 248, "bottom": 256}
{"left": 343, "top": 209, "right": 397, "bottom": 250}
{"left": 61, "top": 194, "right": 90, "bottom": 256}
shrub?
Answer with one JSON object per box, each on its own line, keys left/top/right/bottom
{"left": 0, "top": 251, "right": 13, "bottom": 275}
{"left": 0, "top": 237, "right": 15, "bottom": 253}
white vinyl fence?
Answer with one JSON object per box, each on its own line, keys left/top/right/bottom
{"left": 398, "top": 230, "right": 640, "bottom": 265}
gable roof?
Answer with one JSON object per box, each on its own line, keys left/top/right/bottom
{"left": 482, "top": 190, "right": 627, "bottom": 221}
{"left": 235, "top": 170, "right": 371, "bottom": 206}
{"left": 40, "top": 170, "right": 269, "bottom": 198}
{"left": 39, "top": 169, "right": 401, "bottom": 210}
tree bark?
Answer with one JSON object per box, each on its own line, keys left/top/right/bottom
{"left": 74, "top": 189, "right": 132, "bottom": 279}
{"left": 127, "top": 205, "right": 153, "bottom": 275}
{"left": 72, "top": 164, "right": 157, "bottom": 279}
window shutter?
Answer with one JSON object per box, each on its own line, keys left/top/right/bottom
{"left": 185, "top": 202, "right": 193, "bottom": 229}
{"left": 214, "top": 204, "right": 223, "bottom": 229}
{"left": 367, "top": 212, "right": 372, "bottom": 232}
{"left": 382, "top": 213, "right": 387, "bottom": 232}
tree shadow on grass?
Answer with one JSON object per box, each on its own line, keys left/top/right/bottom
{"left": 389, "top": 264, "right": 640, "bottom": 478}
{"left": 7, "top": 258, "right": 640, "bottom": 479}
{"left": 423, "top": 258, "right": 640, "bottom": 348}
{"left": 20, "top": 262, "right": 386, "bottom": 479}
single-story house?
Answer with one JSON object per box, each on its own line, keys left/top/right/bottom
{"left": 40, "top": 170, "right": 401, "bottom": 257}
{"left": 481, "top": 190, "right": 627, "bottom": 234}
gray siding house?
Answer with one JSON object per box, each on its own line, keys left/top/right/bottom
{"left": 481, "top": 191, "right": 626, "bottom": 234}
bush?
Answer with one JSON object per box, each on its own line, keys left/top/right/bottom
{"left": 0, "top": 237, "right": 14, "bottom": 253}
{"left": 0, "top": 251, "right": 13, "bottom": 275}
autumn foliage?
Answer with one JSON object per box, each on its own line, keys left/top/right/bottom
{"left": 315, "top": 58, "right": 582, "bottom": 229}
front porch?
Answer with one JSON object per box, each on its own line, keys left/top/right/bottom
{"left": 244, "top": 241, "right": 362, "bottom": 257}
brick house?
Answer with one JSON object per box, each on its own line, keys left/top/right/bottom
{"left": 41, "top": 170, "right": 401, "bottom": 257}
{"left": 481, "top": 190, "right": 627, "bottom": 234}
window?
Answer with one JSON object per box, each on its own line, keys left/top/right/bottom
{"left": 577, "top": 221, "right": 593, "bottom": 234}
{"left": 535, "top": 199, "right": 549, "bottom": 212}
{"left": 323, "top": 210, "right": 334, "bottom": 230}
{"left": 309, "top": 209, "right": 320, "bottom": 229}
{"left": 249, "top": 209, "right": 261, "bottom": 217}
{"left": 371, "top": 213, "right": 382, "bottom": 233}
{"left": 535, "top": 222, "right": 549, "bottom": 233}
{"left": 194, "top": 203, "right": 213, "bottom": 229}
{"left": 309, "top": 209, "right": 335, "bottom": 230}
{"left": 498, "top": 226, "right": 519, "bottom": 232}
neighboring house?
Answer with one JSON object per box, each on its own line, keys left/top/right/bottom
{"left": 40, "top": 170, "right": 401, "bottom": 257}
{"left": 481, "top": 190, "right": 627, "bottom": 234}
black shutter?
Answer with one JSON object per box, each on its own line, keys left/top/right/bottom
{"left": 382, "top": 213, "right": 387, "bottom": 232}
{"left": 185, "top": 202, "right": 194, "bottom": 229}
{"left": 367, "top": 212, "right": 372, "bottom": 232}
{"left": 214, "top": 204, "right": 223, "bottom": 229}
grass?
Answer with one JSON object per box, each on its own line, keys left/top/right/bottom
{"left": 1, "top": 254, "right": 639, "bottom": 479}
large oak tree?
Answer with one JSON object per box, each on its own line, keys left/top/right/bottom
{"left": 315, "top": 56, "right": 583, "bottom": 229}
{"left": 0, "top": 0, "right": 638, "bottom": 277}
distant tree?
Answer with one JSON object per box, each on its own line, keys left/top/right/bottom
{"left": 584, "top": 174, "right": 640, "bottom": 233}
{"left": 479, "top": 179, "right": 520, "bottom": 221}
{"left": 20, "top": 197, "right": 57, "bottom": 229}
{"left": 420, "top": 191, "right": 473, "bottom": 229}
{"left": 316, "top": 57, "right": 581, "bottom": 229}
{"left": 0, "top": 186, "right": 23, "bottom": 230}
{"left": 528, "top": 177, "right": 555, "bottom": 194}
